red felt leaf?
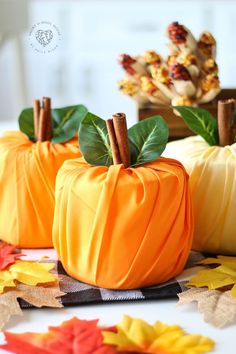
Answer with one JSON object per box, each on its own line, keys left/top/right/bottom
{"left": 0, "top": 242, "right": 24, "bottom": 270}
{"left": 0, "top": 317, "right": 119, "bottom": 354}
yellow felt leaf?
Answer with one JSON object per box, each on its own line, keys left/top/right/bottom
{"left": 0, "top": 271, "right": 16, "bottom": 293}
{"left": 102, "top": 315, "right": 215, "bottom": 354}
{"left": 0, "top": 260, "right": 57, "bottom": 293}
{"left": 9, "top": 261, "right": 56, "bottom": 285}
{"left": 187, "top": 256, "right": 236, "bottom": 301}
{"left": 200, "top": 256, "right": 236, "bottom": 268}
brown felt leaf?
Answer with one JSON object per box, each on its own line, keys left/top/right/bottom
{"left": 0, "top": 291, "right": 23, "bottom": 330}
{"left": 178, "top": 287, "right": 236, "bottom": 328}
{"left": 0, "top": 283, "right": 65, "bottom": 330}
{"left": 16, "top": 283, "right": 65, "bottom": 308}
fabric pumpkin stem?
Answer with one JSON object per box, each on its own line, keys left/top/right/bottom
{"left": 35, "top": 97, "right": 52, "bottom": 142}
{"left": 112, "top": 113, "right": 130, "bottom": 168}
{"left": 218, "top": 99, "right": 235, "bottom": 146}
{"left": 33, "top": 99, "right": 40, "bottom": 140}
{"left": 43, "top": 97, "right": 52, "bottom": 141}
{"left": 106, "top": 119, "right": 121, "bottom": 164}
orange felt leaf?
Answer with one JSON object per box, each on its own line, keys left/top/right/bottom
{"left": 0, "top": 317, "right": 119, "bottom": 354}
{"left": 0, "top": 316, "right": 215, "bottom": 354}
{"left": 0, "top": 242, "right": 24, "bottom": 270}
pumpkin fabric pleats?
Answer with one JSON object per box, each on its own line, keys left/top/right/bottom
{"left": 53, "top": 157, "right": 193, "bottom": 289}
{"left": 164, "top": 135, "right": 236, "bottom": 254}
{"left": 0, "top": 131, "right": 80, "bottom": 248}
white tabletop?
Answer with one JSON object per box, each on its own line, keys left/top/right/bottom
{"left": 0, "top": 298, "right": 235, "bottom": 353}
{"left": 0, "top": 122, "right": 234, "bottom": 354}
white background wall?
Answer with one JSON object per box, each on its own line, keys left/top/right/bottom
{"left": 0, "top": 0, "right": 236, "bottom": 127}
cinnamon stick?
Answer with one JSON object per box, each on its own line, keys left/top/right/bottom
{"left": 33, "top": 99, "right": 40, "bottom": 140}
{"left": 218, "top": 99, "right": 235, "bottom": 146}
{"left": 42, "top": 97, "right": 52, "bottom": 141}
{"left": 38, "top": 108, "right": 48, "bottom": 142}
{"left": 112, "top": 113, "right": 130, "bottom": 168}
{"left": 106, "top": 119, "right": 121, "bottom": 164}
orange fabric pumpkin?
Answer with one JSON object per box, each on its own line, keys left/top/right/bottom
{"left": 53, "top": 157, "right": 193, "bottom": 289}
{"left": 0, "top": 131, "right": 81, "bottom": 248}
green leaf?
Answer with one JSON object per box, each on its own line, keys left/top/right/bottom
{"left": 18, "top": 104, "right": 88, "bottom": 144}
{"left": 173, "top": 106, "right": 218, "bottom": 146}
{"left": 51, "top": 105, "right": 88, "bottom": 143}
{"left": 128, "top": 116, "right": 169, "bottom": 167}
{"left": 18, "top": 108, "right": 35, "bottom": 141}
{"left": 79, "top": 112, "right": 113, "bottom": 166}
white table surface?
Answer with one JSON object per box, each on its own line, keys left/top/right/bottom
{"left": 0, "top": 122, "right": 235, "bottom": 353}
{"left": 0, "top": 298, "right": 235, "bottom": 353}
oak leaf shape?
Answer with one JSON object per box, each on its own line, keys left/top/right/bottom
{"left": 0, "top": 317, "right": 118, "bottom": 354}
{"left": 186, "top": 256, "right": 236, "bottom": 301}
{"left": 178, "top": 287, "right": 236, "bottom": 328}
{"left": 102, "top": 315, "right": 215, "bottom": 354}
{"left": 0, "top": 260, "right": 57, "bottom": 293}
{"left": 0, "top": 283, "right": 64, "bottom": 330}
{"left": 0, "top": 242, "right": 24, "bottom": 270}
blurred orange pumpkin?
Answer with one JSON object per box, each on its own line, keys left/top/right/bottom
{"left": 0, "top": 131, "right": 80, "bottom": 248}
{"left": 53, "top": 157, "right": 193, "bottom": 289}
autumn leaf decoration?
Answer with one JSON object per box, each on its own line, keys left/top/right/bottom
{"left": 0, "top": 284, "right": 64, "bottom": 332}
{"left": 0, "top": 260, "right": 57, "bottom": 293}
{"left": 187, "top": 256, "right": 236, "bottom": 299}
{"left": 0, "top": 315, "right": 215, "bottom": 354}
{"left": 0, "top": 242, "right": 24, "bottom": 270}
{"left": 103, "top": 315, "right": 214, "bottom": 354}
{"left": 178, "top": 288, "right": 236, "bottom": 328}
{"left": 0, "top": 317, "right": 117, "bottom": 354}
{"left": 0, "top": 241, "right": 64, "bottom": 330}
{"left": 178, "top": 255, "right": 236, "bottom": 327}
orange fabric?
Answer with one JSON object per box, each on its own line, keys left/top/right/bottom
{"left": 0, "top": 131, "right": 81, "bottom": 248}
{"left": 53, "top": 157, "right": 193, "bottom": 289}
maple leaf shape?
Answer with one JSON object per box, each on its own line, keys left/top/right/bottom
{"left": 178, "top": 287, "right": 236, "bottom": 328}
{"left": 16, "top": 283, "right": 64, "bottom": 308}
{"left": 102, "top": 315, "right": 215, "bottom": 354}
{"left": 186, "top": 256, "right": 236, "bottom": 301}
{"left": 0, "top": 317, "right": 118, "bottom": 354}
{"left": 0, "top": 260, "right": 57, "bottom": 293}
{"left": 0, "top": 290, "right": 23, "bottom": 330}
{"left": 0, "top": 283, "right": 64, "bottom": 330}
{"left": 0, "top": 242, "right": 24, "bottom": 270}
